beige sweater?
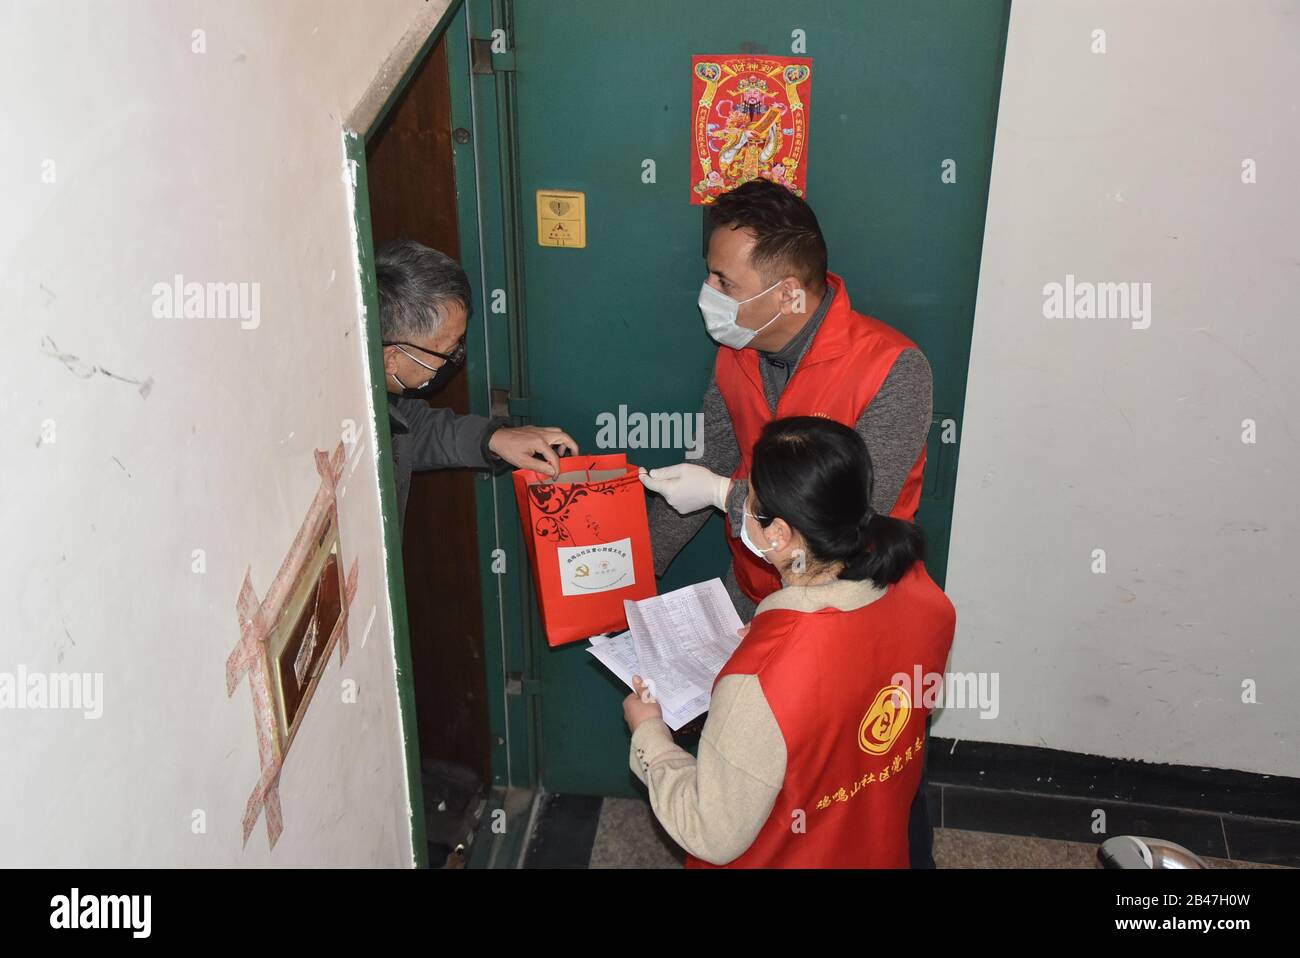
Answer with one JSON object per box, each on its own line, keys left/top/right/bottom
{"left": 629, "top": 576, "right": 886, "bottom": 865}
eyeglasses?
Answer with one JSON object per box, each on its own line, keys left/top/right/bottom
{"left": 744, "top": 508, "right": 772, "bottom": 523}
{"left": 382, "top": 337, "right": 467, "bottom": 367}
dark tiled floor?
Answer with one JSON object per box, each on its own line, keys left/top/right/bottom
{"left": 523, "top": 792, "right": 1294, "bottom": 869}
{"left": 927, "top": 737, "right": 1300, "bottom": 821}
{"left": 932, "top": 828, "right": 1279, "bottom": 869}
{"left": 939, "top": 784, "right": 1230, "bottom": 858}
{"left": 521, "top": 793, "right": 604, "bottom": 869}
{"left": 935, "top": 782, "right": 1300, "bottom": 866}
{"left": 921, "top": 737, "right": 1300, "bottom": 868}
{"left": 1222, "top": 815, "right": 1300, "bottom": 867}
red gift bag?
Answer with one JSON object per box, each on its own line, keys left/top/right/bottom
{"left": 512, "top": 453, "right": 657, "bottom": 647}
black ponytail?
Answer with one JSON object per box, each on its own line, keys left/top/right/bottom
{"left": 838, "top": 508, "right": 926, "bottom": 588}
{"left": 750, "top": 417, "right": 925, "bottom": 589}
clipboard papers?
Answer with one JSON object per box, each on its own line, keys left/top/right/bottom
{"left": 587, "top": 578, "right": 745, "bottom": 731}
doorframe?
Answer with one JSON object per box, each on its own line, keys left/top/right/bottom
{"left": 448, "top": 0, "right": 538, "bottom": 793}
{"left": 449, "top": 0, "right": 545, "bottom": 868}
{"left": 343, "top": 125, "right": 431, "bottom": 870}
{"left": 343, "top": 0, "right": 540, "bottom": 869}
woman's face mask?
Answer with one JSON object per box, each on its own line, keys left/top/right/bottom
{"left": 698, "top": 279, "right": 783, "bottom": 349}
{"left": 741, "top": 508, "right": 777, "bottom": 562}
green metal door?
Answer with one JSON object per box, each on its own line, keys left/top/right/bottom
{"left": 484, "top": 0, "right": 1009, "bottom": 797}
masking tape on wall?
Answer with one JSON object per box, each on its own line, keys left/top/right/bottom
{"left": 226, "top": 442, "right": 359, "bottom": 851}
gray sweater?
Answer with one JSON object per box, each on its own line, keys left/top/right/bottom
{"left": 386, "top": 395, "right": 510, "bottom": 528}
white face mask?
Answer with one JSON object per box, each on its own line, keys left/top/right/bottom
{"left": 740, "top": 509, "right": 777, "bottom": 562}
{"left": 698, "top": 279, "right": 782, "bottom": 349}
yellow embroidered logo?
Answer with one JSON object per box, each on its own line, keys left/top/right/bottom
{"left": 858, "top": 684, "right": 911, "bottom": 754}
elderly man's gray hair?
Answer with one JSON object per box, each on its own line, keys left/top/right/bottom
{"left": 374, "top": 239, "right": 472, "bottom": 340}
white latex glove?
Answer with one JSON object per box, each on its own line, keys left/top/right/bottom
{"left": 638, "top": 463, "right": 731, "bottom": 515}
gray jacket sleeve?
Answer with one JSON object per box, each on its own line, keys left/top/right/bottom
{"left": 647, "top": 371, "right": 742, "bottom": 576}
{"left": 858, "top": 348, "right": 933, "bottom": 513}
{"left": 400, "top": 398, "right": 508, "bottom": 472}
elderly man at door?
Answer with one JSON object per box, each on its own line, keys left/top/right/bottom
{"left": 375, "top": 239, "right": 578, "bottom": 526}
{"left": 638, "top": 179, "right": 937, "bottom": 866}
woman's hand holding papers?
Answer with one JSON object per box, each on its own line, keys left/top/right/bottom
{"left": 623, "top": 675, "right": 663, "bottom": 732}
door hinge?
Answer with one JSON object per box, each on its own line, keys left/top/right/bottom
{"left": 505, "top": 673, "right": 542, "bottom": 697}
{"left": 471, "top": 38, "right": 516, "bottom": 74}
{"left": 490, "top": 388, "right": 530, "bottom": 420}
{"left": 490, "top": 387, "right": 512, "bottom": 419}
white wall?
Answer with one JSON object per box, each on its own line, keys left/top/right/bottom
{"left": 0, "top": 0, "right": 448, "bottom": 865}
{"left": 940, "top": 0, "right": 1300, "bottom": 777}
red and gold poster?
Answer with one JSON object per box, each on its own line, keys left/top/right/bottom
{"left": 690, "top": 54, "right": 812, "bottom": 205}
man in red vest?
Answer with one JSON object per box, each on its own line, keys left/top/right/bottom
{"left": 639, "top": 178, "right": 937, "bottom": 864}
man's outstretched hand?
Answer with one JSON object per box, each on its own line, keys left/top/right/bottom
{"left": 488, "top": 425, "right": 578, "bottom": 476}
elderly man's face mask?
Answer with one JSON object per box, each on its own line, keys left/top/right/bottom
{"left": 384, "top": 338, "right": 466, "bottom": 398}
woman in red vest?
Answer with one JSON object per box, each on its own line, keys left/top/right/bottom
{"left": 623, "top": 416, "right": 956, "bottom": 867}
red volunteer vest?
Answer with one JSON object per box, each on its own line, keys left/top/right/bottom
{"left": 716, "top": 272, "right": 927, "bottom": 604}
{"left": 686, "top": 562, "right": 956, "bottom": 868}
